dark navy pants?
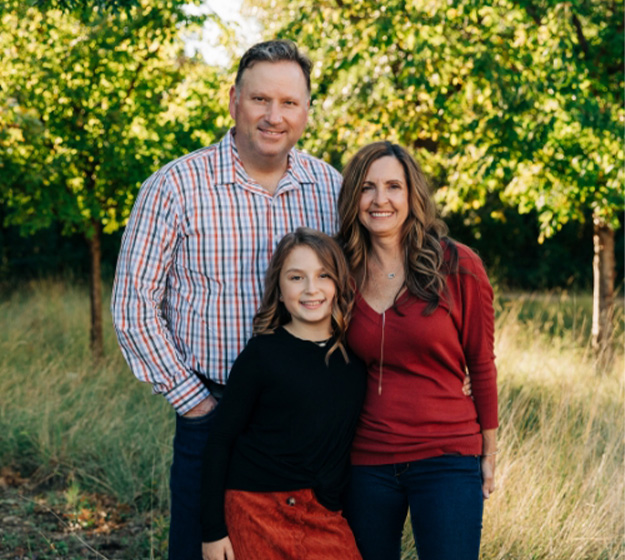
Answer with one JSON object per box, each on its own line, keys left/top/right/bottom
{"left": 168, "top": 410, "right": 216, "bottom": 560}
{"left": 344, "top": 455, "right": 483, "bottom": 560}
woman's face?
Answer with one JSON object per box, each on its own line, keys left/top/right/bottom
{"left": 357, "top": 156, "right": 409, "bottom": 243}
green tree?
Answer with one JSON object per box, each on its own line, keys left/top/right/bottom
{"left": 30, "top": 0, "right": 140, "bottom": 11}
{"left": 0, "top": 0, "right": 230, "bottom": 357}
{"left": 247, "top": 0, "right": 623, "bottom": 360}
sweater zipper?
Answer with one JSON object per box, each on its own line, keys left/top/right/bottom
{"left": 378, "top": 310, "right": 385, "bottom": 395}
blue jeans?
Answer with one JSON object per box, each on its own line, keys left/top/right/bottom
{"left": 344, "top": 455, "right": 483, "bottom": 560}
{"left": 169, "top": 409, "right": 217, "bottom": 560}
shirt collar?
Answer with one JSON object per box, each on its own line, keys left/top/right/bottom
{"left": 216, "top": 128, "right": 316, "bottom": 189}
{"left": 286, "top": 145, "right": 316, "bottom": 186}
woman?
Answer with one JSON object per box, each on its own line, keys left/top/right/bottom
{"left": 337, "top": 142, "right": 498, "bottom": 560}
{"left": 200, "top": 228, "right": 364, "bottom": 560}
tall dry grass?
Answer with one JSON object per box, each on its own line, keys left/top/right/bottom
{"left": 0, "top": 279, "right": 173, "bottom": 510}
{"left": 403, "top": 292, "right": 624, "bottom": 560}
{"left": 0, "top": 281, "right": 622, "bottom": 559}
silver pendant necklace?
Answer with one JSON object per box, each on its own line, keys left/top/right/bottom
{"left": 370, "top": 253, "right": 401, "bottom": 281}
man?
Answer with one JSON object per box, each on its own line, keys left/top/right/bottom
{"left": 111, "top": 40, "right": 342, "bottom": 559}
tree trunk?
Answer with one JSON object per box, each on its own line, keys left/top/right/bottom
{"left": 591, "top": 216, "right": 615, "bottom": 371}
{"left": 88, "top": 220, "right": 104, "bottom": 360}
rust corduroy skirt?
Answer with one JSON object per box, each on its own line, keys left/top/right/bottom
{"left": 224, "top": 488, "right": 362, "bottom": 560}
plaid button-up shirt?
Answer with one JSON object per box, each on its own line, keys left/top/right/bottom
{"left": 111, "top": 129, "right": 342, "bottom": 414}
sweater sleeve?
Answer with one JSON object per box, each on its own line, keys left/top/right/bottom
{"left": 200, "top": 340, "right": 263, "bottom": 542}
{"left": 458, "top": 249, "right": 499, "bottom": 430}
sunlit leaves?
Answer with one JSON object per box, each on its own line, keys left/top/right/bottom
{"left": 0, "top": 0, "right": 229, "bottom": 237}
{"left": 248, "top": 0, "right": 623, "bottom": 239}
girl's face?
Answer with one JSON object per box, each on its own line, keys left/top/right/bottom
{"left": 357, "top": 156, "right": 409, "bottom": 243}
{"left": 279, "top": 245, "right": 336, "bottom": 339}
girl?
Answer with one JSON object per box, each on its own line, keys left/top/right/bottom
{"left": 200, "top": 227, "right": 365, "bottom": 560}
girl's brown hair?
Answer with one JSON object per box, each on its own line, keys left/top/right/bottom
{"left": 337, "top": 141, "right": 457, "bottom": 314}
{"left": 253, "top": 227, "right": 353, "bottom": 363}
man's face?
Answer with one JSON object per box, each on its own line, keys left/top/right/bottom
{"left": 229, "top": 61, "right": 310, "bottom": 170}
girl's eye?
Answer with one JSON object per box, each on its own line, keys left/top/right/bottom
{"left": 320, "top": 273, "right": 331, "bottom": 279}
{"left": 361, "top": 184, "right": 373, "bottom": 191}
{"left": 289, "top": 275, "right": 302, "bottom": 281}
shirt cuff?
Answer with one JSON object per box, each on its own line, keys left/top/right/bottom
{"left": 164, "top": 374, "right": 211, "bottom": 415}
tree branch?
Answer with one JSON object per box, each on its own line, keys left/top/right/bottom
{"left": 571, "top": 13, "right": 589, "bottom": 57}
{"left": 523, "top": 1, "right": 541, "bottom": 25}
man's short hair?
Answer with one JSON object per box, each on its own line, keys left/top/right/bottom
{"left": 235, "top": 40, "right": 312, "bottom": 94}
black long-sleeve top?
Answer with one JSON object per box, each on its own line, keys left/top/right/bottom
{"left": 200, "top": 327, "right": 366, "bottom": 542}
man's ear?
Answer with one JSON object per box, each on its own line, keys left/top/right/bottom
{"left": 228, "top": 85, "right": 237, "bottom": 120}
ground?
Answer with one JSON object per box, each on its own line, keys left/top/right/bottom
{"left": 0, "top": 469, "right": 167, "bottom": 560}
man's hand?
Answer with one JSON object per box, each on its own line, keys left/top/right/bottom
{"left": 203, "top": 537, "right": 235, "bottom": 560}
{"left": 183, "top": 395, "right": 219, "bottom": 418}
{"left": 462, "top": 374, "right": 472, "bottom": 397}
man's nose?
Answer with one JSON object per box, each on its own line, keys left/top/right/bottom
{"left": 265, "top": 102, "right": 283, "bottom": 124}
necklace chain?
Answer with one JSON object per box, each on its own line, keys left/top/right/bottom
{"left": 365, "top": 254, "right": 406, "bottom": 313}
{"left": 370, "top": 254, "right": 402, "bottom": 281}
{"left": 311, "top": 337, "right": 331, "bottom": 347}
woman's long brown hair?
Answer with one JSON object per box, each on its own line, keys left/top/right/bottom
{"left": 337, "top": 141, "right": 457, "bottom": 314}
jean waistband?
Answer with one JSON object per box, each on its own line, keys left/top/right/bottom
{"left": 194, "top": 372, "right": 226, "bottom": 400}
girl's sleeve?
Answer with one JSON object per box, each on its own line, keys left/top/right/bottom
{"left": 199, "top": 341, "right": 263, "bottom": 542}
{"left": 460, "top": 250, "right": 499, "bottom": 430}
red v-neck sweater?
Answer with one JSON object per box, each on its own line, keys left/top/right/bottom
{"left": 347, "top": 242, "right": 498, "bottom": 465}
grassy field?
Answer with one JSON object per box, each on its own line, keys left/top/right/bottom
{"left": 0, "top": 280, "right": 623, "bottom": 559}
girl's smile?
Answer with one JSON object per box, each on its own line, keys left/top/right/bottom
{"left": 279, "top": 245, "right": 336, "bottom": 341}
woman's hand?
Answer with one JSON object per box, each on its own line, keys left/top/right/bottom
{"left": 481, "top": 428, "right": 497, "bottom": 499}
{"left": 202, "top": 537, "right": 235, "bottom": 560}
{"left": 480, "top": 454, "right": 496, "bottom": 499}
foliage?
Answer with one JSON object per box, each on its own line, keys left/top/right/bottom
{"left": 30, "top": 0, "right": 141, "bottom": 12}
{"left": 247, "top": 0, "right": 624, "bottom": 240}
{"left": 0, "top": 0, "right": 230, "bottom": 239}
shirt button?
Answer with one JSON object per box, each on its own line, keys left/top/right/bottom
{"left": 286, "top": 496, "right": 296, "bottom": 506}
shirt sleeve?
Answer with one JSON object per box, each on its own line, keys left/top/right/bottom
{"left": 200, "top": 342, "right": 263, "bottom": 542}
{"left": 459, "top": 249, "right": 499, "bottom": 430}
{"left": 110, "top": 169, "right": 209, "bottom": 415}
